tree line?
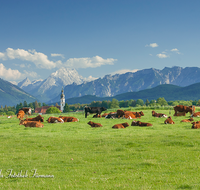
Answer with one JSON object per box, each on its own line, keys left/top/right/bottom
{"left": 1, "top": 98, "right": 200, "bottom": 115}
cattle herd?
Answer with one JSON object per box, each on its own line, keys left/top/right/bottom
{"left": 13, "top": 105, "right": 200, "bottom": 129}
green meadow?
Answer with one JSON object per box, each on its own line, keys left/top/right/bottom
{"left": 1, "top": 108, "right": 200, "bottom": 189}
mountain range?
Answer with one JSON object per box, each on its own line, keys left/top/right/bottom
{"left": 49, "top": 66, "right": 200, "bottom": 103}
{"left": 1, "top": 66, "right": 200, "bottom": 107}
{"left": 62, "top": 82, "right": 200, "bottom": 105}
{"left": 0, "top": 78, "right": 37, "bottom": 106}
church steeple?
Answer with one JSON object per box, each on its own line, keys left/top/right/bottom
{"left": 60, "top": 87, "right": 65, "bottom": 112}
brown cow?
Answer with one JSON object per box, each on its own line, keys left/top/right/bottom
{"left": 152, "top": 110, "right": 167, "bottom": 118}
{"left": 191, "top": 112, "right": 200, "bottom": 117}
{"left": 180, "top": 117, "right": 194, "bottom": 122}
{"left": 59, "top": 116, "right": 79, "bottom": 122}
{"left": 17, "top": 110, "right": 25, "bottom": 120}
{"left": 87, "top": 121, "right": 103, "bottom": 127}
{"left": 47, "top": 117, "right": 64, "bottom": 123}
{"left": 112, "top": 122, "right": 129, "bottom": 129}
{"left": 191, "top": 121, "right": 200, "bottom": 129}
{"left": 19, "top": 120, "right": 44, "bottom": 128}
{"left": 132, "top": 111, "right": 144, "bottom": 116}
{"left": 174, "top": 112, "right": 186, "bottom": 116}
{"left": 123, "top": 111, "right": 137, "bottom": 119}
{"left": 174, "top": 105, "right": 195, "bottom": 115}
{"left": 131, "top": 120, "right": 153, "bottom": 127}
{"left": 25, "top": 114, "right": 44, "bottom": 122}
{"left": 19, "top": 107, "right": 32, "bottom": 115}
{"left": 117, "top": 109, "right": 125, "bottom": 118}
{"left": 164, "top": 116, "right": 175, "bottom": 124}
{"left": 93, "top": 114, "right": 102, "bottom": 118}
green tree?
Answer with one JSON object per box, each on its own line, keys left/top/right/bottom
{"left": 145, "top": 99, "right": 150, "bottom": 106}
{"left": 34, "top": 101, "right": 39, "bottom": 109}
{"left": 63, "top": 103, "right": 70, "bottom": 113}
{"left": 157, "top": 97, "right": 168, "bottom": 106}
{"left": 136, "top": 99, "right": 144, "bottom": 106}
{"left": 110, "top": 99, "right": 119, "bottom": 109}
{"left": 23, "top": 101, "right": 28, "bottom": 107}
{"left": 46, "top": 107, "right": 61, "bottom": 114}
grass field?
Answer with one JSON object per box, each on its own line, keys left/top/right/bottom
{"left": 1, "top": 108, "right": 200, "bottom": 189}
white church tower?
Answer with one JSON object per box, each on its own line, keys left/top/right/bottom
{"left": 60, "top": 87, "right": 65, "bottom": 112}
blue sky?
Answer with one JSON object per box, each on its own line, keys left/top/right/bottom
{"left": 0, "top": 0, "right": 200, "bottom": 84}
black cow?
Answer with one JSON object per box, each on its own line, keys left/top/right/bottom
{"left": 84, "top": 106, "right": 107, "bottom": 118}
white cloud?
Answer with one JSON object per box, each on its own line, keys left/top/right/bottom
{"left": 171, "top": 48, "right": 179, "bottom": 52}
{"left": 110, "top": 69, "right": 138, "bottom": 75}
{"left": 64, "top": 55, "right": 117, "bottom": 69}
{"left": 0, "top": 63, "right": 22, "bottom": 80}
{"left": 84, "top": 75, "right": 98, "bottom": 82}
{"left": 51, "top": 53, "right": 65, "bottom": 59}
{"left": 171, "top": 48, "right": 181, "bottom": 54}
{"left": 0, "top": 48, "right": 58, "bottom": 69}
{"left": 156, "top": 53, "right": 169, "bottom": 58}
{"left": 145, "top": 43, "right": 158, "bottom": 48}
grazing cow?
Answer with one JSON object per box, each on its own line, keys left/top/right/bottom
{"left": 191, "top": 121, "right": 200, "bottom": 129}
{"left": 19, "top": 107, "right": 32, "bottom": 115}
{"left": 174, "top": 105, "right": 195, "bottom": 115}
{"left": 180, "top": 117, "right": 194, "bottom": 122}
{"left": 112, "top": 122, "right": 129, "bottom": 129}
{"left": 59, "top": 116, "right": 79, "bottom": 122}
{"left": 84, "top": 106, "right": 107, "bottom": 118}
{"left": 164, "top": 116, "right": 175, "bottom": 124}
{"left": 25, "top": 114, "right": 44, "bottom": 122}
{"left": 191, "top": 112, "right": 200, "bottom": 117}
{"left": 152, "top": 110, "right": 167, "bottom": 118}
{"left": 174, "top": 112, "right": 186, "bottom": 116}
{"left": 87, "top": 121, "right": 103, "bottom": 127}
{"left": 17, "top": 110, "right": 25, "bottom": 120}
{"left": 131, "top": 120, "right": 153, "bottom": 127}
{"left": 19, "top": 120, "right": 44, "bottom": 128}
{"left": 47, "top": 117, "right": 64, "bottom": 123}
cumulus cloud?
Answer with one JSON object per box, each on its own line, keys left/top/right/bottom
{"left": 51, "top": 53, "right": 65, "bottom": 59}
{"left": 84, "top": 75, "right": 98, "bottom": 82}
{"left": 171, "top": 48, "right": 181, "bottom": 54}
{"left": 145, "top": 43, "right": 158, "bottom": 48}
{"left": 156, "top": 53, "right": 169, "bottom": 58}
{"left": 0, "top": 63, "right": 22, "bottom": 80}
{"left": 64, "top": 55, "right": 117, "bottom": 69}
{"left": 110, "top": 69, "right": 138, "bottom": 75}
{"left": 0, "top": 48, "right": 58, "bottom": 69}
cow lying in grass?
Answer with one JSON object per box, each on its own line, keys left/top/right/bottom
{"left": 131, "top": 120, "right": 153, "bottom": 127}
{"left": 59, "top": 116, "right": 79, "bottom": 122}
{"left": 25, "top": 114, "right": 44, "bottom": 122}
{"left": 180, "top": 117, "right": 194, "bottom": 122}
{"left": 112, "top": 122, "right": 129, "bottom": 129}
{"left": 87, "top": 121, "right": 103, "bottom": 127}
{"left": 47, "top": 117, "right": 64, "bottom": 123}
{"left": 117, "top": 109, "right": 144, "bottom": 119}
{"left": 105, "top": 112, "right": 118, "bottom": 119}
{"left": 191, "top": 112, "right": 200, "bottom": 117}
{"left": 164, "top": 116, "right": 175, "bottom": 124}
{"left": 19, "top": 120, "right": 44, "bottom": 128}
{"left": 152, "top": 110, "right": 167, "bottom": 118}
{"left": 191, "top": 121, "right": 200, "bottom": 129}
